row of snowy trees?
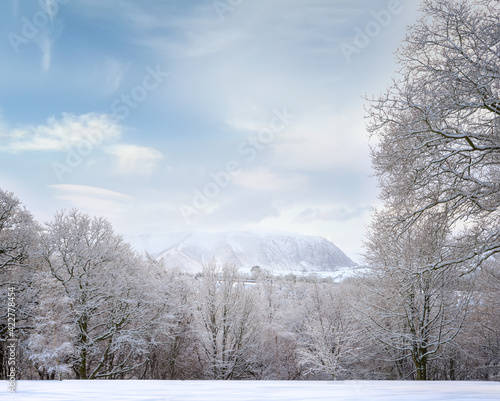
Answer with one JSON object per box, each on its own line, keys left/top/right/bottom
{"left": 1, "top": 186, "right": 499, "bottom": 380}
{"left": 0, "top": 192, "right": 162, "bottom": 380}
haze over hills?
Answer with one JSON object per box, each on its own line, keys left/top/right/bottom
{"left": 127, "top": 231, "right": 357, "bottom": 273}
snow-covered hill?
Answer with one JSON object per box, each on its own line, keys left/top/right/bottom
{"left": 127, "top": 231, "right": 356, "bottom": 273}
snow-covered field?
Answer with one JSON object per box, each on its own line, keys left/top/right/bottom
{"left": 236, "top": 266, "right": 370, "bottom": 284}
{"left": 252, "top": 266, "right": 371, "bottom": 282}
{"left": 3, "top": 380, "right": 500, "bottom": 400}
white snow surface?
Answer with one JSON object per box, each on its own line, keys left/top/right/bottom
{"left": 4, "top": 380, "right": 500, "bottom": 401}
{"left": 238, "top": 265, "right": 371, "bottom": 282}
{"left": 126, "top": 231, "right": 356, "bottom": 273}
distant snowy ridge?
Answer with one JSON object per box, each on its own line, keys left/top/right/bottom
{"left": 127, "top": 231, "right": 356, "bottom": 273}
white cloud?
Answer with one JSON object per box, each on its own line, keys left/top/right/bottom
{"left": 0, "top": 113, "right": 121, "bottom": 153}
{"left": 106, "top": 144, "right": 163, "bottom": 175}
{"left": 0, "top": 112, "right": 164, "bottom": 177}
{"left": 50, "top": 184, "right": 132, "bottom": 201}
{"left": 50, "top": 184, "right": 133, "bottom": 218}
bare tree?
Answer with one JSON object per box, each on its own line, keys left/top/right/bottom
{"left": 142, "top": 260, "right": 198, "bottom": 380}
{"left": 367, "top": 0, "right": 500, "bottom": 271}
{"left": 453, "top": 257, "right": 500, "bottom": 380}
{"left": 194, "top": 262, "right": 261, "bottom": 379}
{"left": 256, "top": 274, "right": 303, "bottom": 380}
{"left": 297, "top": 280, "right": 361, "bottom": 380}
{"left": 0, "top": 188, "right": 36, "bottom": 271}
{"left": 0, "top": 188, "right": 38, "bottom": 380}
{"left": 25, "top": 271, "right": 75, "bottom": 380}
{"left": 363, "top": 209, "right": 474, "bottom": 380}
{"left": 40, "top": 210, "right": 154, "bottom": 379}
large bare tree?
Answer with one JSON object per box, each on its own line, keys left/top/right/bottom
{"left": 368, "top": 0, "right": 500, "bottom": 271}
{"left": 0, "top": 188, "right": 38, "bottom": 380}
{"left": 40, "top": 210, "right": 155, "bottom": 379}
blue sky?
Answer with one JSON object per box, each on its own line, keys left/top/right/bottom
{"left": 0, "top": 0, "right": 421, "bottom": 262}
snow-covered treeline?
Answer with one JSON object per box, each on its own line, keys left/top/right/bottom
{"left": 1, "top": 187, "right": 499, "bottom": 381}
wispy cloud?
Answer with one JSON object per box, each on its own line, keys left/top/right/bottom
{"left": 31, "top": 0, "right": 66, "bottom": 71}
{"left": 49, "top": 184, "right": 133, "bottom": 218}
{"left": 38, "top": 34, "right": 53, "bottom": 72}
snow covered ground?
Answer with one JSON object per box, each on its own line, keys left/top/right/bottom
{"left": 3, "top": 380, "right": 500, "bottom": 401}
{"left": 237, "top": 265, "right": 370, "bottom": 283}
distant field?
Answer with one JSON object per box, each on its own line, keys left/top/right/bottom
{"left": 3, "top": 380, "right": 500, "bottom": 400}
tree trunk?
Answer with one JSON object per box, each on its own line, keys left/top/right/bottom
{"left": 78, "top": 315, "right": 88, "bottom": 379}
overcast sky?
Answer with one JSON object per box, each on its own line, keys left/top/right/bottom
{"left": 0, "top": 0, "right": 421, "bottom": 262}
